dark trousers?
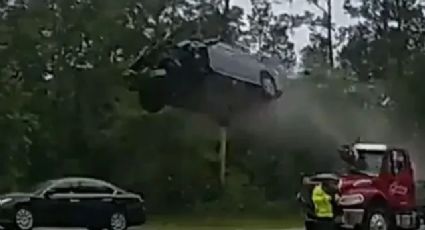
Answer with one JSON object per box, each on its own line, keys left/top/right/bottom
{"left": 315, "top": 218, "right": 335, "bottom": 230}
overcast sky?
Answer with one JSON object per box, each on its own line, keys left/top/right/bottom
{"left": 231, "top": 0, "right": 354, "bottom": 53}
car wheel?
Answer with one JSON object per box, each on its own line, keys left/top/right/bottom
{"left": 138, "top": 91, "right": 165, "bottom": 113}
{"left": 108, "top": 211, "right": 127, "bottom": 230}
{"left": 13, "top": 207, "right": 34, "bottom": 230}
{"left": 260, "top": 72, "right": 278, "bottom": 99}
{"left": 137, "top": 77, "right": 166, "bottom": 113}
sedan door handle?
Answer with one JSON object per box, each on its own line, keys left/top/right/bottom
{"left": 70, "top": 199, "right": 80, "bottom": 203}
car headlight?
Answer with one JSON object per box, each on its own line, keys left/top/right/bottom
{"left": 0, "top": 198, "right": 12, "bottom": 206}
{"left": 338, "top": 194, "right": 365, "bottom": 206}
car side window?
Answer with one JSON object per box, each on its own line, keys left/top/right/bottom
{"left": 48, "top": 181, "right": 76, "bottom": 194}
{"left": 233, "top": 42, "right": 249, "bottom": 54}
{"left": 214, "top": 43, "right": 231, "bottom": 54}
{"left": 76, "top": 181, "right": 115, "bottom": 194}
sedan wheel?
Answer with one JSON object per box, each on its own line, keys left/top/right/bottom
{"left": 260, "top": 74, "right": 278, "bottom": 98}
{"left": 15, "top": 208, "right": 34, "bottom": 230}
{"left": 109, "top": 212, "right": 127, "bottom": 230}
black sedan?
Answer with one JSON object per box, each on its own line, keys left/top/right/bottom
{"left": 0, "top": 177, "right": 146, "bottom": 230}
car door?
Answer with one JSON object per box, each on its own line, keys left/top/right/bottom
{"left": 236, "top": 48, "right": 265, "bottom": 85}
{"left": 73, "top": 180, "right": 116, "bottom": 227}
{"left": 208, "top": 42, "right": 242, "bottom": 77}
{"left": 388, "top": 149, "right": 415, "bottom": 209}
{"left": 32, "top": 181, "right": 77, "bottom": 227}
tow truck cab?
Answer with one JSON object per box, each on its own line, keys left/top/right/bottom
{"left": 299, "top": 143, "right": 425, "bottom": 230}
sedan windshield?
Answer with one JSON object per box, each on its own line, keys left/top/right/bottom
{"left": 28, "top": 180, "right": 55, "bottom": 194}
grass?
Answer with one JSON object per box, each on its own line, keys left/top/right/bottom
{"left": 145, "top": 214, "right": 303, "bottom": 229}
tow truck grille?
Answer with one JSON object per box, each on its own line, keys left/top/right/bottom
{"left": 342, "top": 209, "right": 364, "bottom": 227}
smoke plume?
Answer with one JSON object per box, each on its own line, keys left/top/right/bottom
{"left": 230, "top": 79, "right": 425, "bottom": 179}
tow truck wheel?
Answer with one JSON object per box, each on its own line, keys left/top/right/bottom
{"left": 363, "top": 207, "right": 394, "bottom": 230}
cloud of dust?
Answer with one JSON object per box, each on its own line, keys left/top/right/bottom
{"left": 231, "top": 80, "right": 425, "bottom": 179}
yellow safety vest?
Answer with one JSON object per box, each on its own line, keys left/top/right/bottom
{"left": 312, "top": 184, "right": 334, "bottom": 218}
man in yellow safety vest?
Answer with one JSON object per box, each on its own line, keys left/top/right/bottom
{"left": 311, "top": 180, "right": 339, "bottom": 230}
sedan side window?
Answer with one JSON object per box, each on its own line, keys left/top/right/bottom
{"left": 76, "top": 181, "right": 115, "bottom": 194}
{"left": 46, "top": 181, "right": 76, "bottom": 195}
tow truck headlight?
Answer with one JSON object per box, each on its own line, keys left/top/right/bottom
{"left": 339, "top": 194, "right": 365, "bottom": 206}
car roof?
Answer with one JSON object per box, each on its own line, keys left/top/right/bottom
{"left": 51, "top": 177, "right": 120, "bottom": 189}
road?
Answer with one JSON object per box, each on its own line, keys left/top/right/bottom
{"left": 30, "top": 226, "right": 425, "bottom": 230}
{"left": 30, "top": 228, "right": 303, "bottom": 230}
{"left": 23, "top": 226, "right": 425, "bottom": 230}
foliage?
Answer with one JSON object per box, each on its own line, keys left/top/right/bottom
{"left": 245, "top": 0, "right": 303, "bottom": 70}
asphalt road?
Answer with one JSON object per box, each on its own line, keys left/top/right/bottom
{"left": 29, "top": 226, "right": 425, "bottom": 230}
{"left": 30, "top": 228, "right": 303, "bottom": 230}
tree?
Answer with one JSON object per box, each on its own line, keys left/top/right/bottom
{"left": 190, "top": 0, "right": 245, "bottom": 42}
{"left": 288, "top": 0, "right": 335, "bottom": 69}
{"left": 248, "top": 0, "right": 273, "bottom": 50}
{"left": 308, "top": 0, "right": 334, "bottom": 68}
{"left": 246, "top": 0, "right": 299, "bottom": 70}
{"left": 342, "top": 0, "right": 425, "bottom": 79}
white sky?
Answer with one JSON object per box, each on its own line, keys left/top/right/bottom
{"left": 231, "top": 0, "right": 354, "bottom": 53}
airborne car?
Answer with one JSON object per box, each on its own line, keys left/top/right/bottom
{"left": 130, "top": 38, "right": 286, "bottom": 113}
{"left": 0, "top": 177, "right": 145, "bottom": 230}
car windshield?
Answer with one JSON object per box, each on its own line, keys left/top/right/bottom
{"left": 27, "top": 180, "right": 55, "bottom": 194}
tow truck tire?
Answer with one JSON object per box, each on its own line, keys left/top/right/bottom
{"left": 363, "top": 207, "right": 394, "bottom": 230}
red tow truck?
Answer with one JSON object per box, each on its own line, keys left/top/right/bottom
{"left": 297, "top": 142, "right": 425, "bottom": 230}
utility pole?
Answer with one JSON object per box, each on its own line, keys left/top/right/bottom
{"left": 222, "top": 0, "right": 231, "bottom": 42}
{"left": 219, "top": 126, "right": 227, "bottom": 186}
{"left": 326, "top": 0, "right": 334, "bottom": 69}
{"left": 218, "top": 0, "right": 231, "bottom": 186}
{"left": 305, "top": 0, "right": 334, "bottom": 74}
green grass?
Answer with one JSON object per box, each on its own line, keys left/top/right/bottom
{"left": 145, "top": 215, "right": 303, "bottom": 229}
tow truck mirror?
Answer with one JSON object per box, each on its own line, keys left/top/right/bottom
{"left": 338, "top": 145, "right": 354, "bottom": 162}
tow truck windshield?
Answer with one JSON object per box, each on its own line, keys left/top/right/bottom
{"left": 349, "top": 150, "right": 385, "bottom": 176}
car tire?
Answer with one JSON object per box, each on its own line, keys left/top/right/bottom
{"left": 108, "top": 211, "right": 128, "bottom": 230}
{"left": 138, "top": 91, "right": 165, "bottom": 113}
{"left": 12, "top": 207, "right": 34, "bottom": 230}
{"left": 137, "top": 76, "right": 166, "bottom": 113}
{"left": 260, "top": 72, "right": 278, "bottom": 99}
{"left": 362, "top": 206, "right": 394, "bottom": 230}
